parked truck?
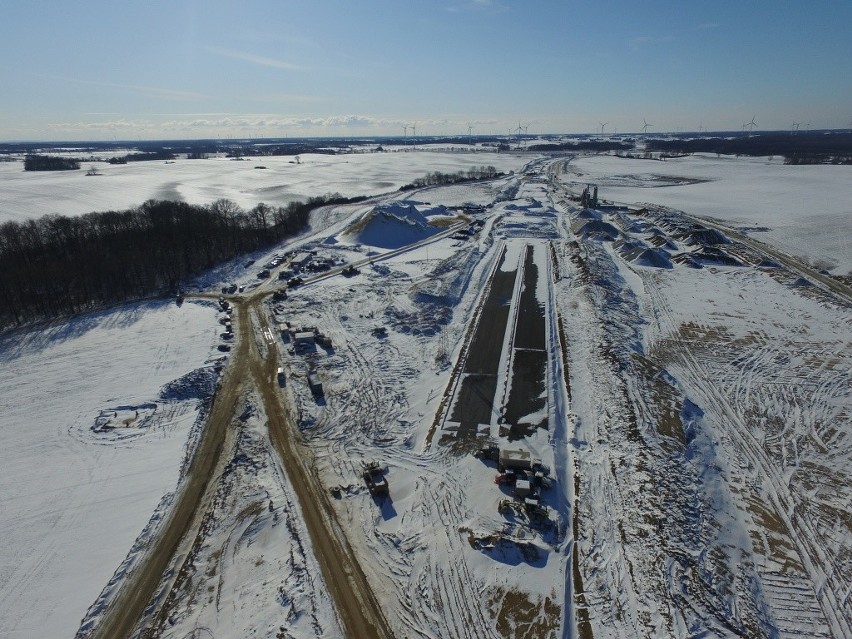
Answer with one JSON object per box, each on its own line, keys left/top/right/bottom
{"left": 362, "top": 461, "right": 389, "bottom": 496}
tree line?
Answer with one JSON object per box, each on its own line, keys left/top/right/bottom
{"left": 24, "top": 155, "right": 80, "bottom": 171}
{"left": 645, "top": 132, "right": 852, "bottom": 163}
{"left": 527, "top": 140, "right": 633, "bottom": 152}
{"left": 399, "top": 166, "right": 503, "bottom": 190}
{"left": 109, "top": 150, "right": 177, "bottom": 163}
{"left": 0, "top": 194, "right": 363, "bottom": 328}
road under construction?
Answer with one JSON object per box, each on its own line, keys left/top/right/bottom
{"left": 83, "top": 215, "right": 467, "bottom": 639}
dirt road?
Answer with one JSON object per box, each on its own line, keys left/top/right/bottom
{"left": 86, "top": 290, "right": 391, "bottom": 638}
{"left": 249, "top": 304, "right": 393, "bottom": 639}
{"left": 86, "top": 303, "right": 250, "bottom": 639}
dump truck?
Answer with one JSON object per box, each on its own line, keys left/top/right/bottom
{"left": 362, "top": 461, "right": 389, "bottom": 496}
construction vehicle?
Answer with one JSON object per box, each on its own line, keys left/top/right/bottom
{"left": 362, "top": 461, "right": 389, "bottom": 496}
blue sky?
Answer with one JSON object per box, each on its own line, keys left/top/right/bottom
{"left": 1, "top": 0, "right": 850, "bottom": 140}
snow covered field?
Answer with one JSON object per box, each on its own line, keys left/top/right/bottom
{"left": 0, "top": 150, "right": 849, "bottom": 638}
{"left": 0, "top": 300, "right": 221, "bottom": 638}
{"left": 0, "top": 149, "right": 529, "bottom": 222}
{"left": 558, "top": 202, "right": 851, "bottom": 637}
{"left": 562, "top": 153, "right": 852, "bottom": 275}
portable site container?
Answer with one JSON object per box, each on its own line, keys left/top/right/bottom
{"left": 308, "top": 373, "right": 324, "bottom": 397}
{"left": 499, "top": 448, "right": 532, "bottom": 470}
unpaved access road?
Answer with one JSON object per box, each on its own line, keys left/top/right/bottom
{"left": 84, "top": 302, "right": 250, "bottom": 639}
{"left": 85, "top": 291, "right": 391, "bottom": 639}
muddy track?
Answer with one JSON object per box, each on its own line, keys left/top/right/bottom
{"left": 85, "top": 303, "right": 250, "bottom": 639}
{"left": 86, "top": 288, "right": 391, "bottom": 638}
{"left": 249, "top": 301, "right": 393, "bottom": 639}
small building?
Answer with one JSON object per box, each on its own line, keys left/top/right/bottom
{"left": 499, "top": 448, "right": 532, "bottom": 470}
{"left": 308, "top": 372, "right": 324, "bottom": 397}
{"left": 291, "top": 253, "right": 313, "bottom": 269}
{"left": 294, "top": 331, "right": 315, "bottom": 347}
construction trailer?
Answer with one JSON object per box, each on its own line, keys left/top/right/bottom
{"left": 308, "top": 372, "right": 324, "bottom": 397}
{"left": 291, "top": 253, "right": 313, "bottom": 270}
{"left": 294, "top": 331, "right": 315, "bottom": 348}
{"left": 499, "top": 448, "right": 532, "bottom": 471}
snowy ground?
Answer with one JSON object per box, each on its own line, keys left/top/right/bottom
{"left": 150, "top": 390, "right": 342, "bottom": 639}
{"left": 561, "top": 153, "right": 852, "bottom": 275}
{"left": 1, "top": 151, "right": 849, "bottom": 638}
{"left": 0, "top": 150, "right": 530, "bottom": 222}
{"left": 0, "top": 300, "right": 221, "bottom": 639}
{"left": 269, "top": 183, "right": 569, "bottom": 638}
{"left": 554, "top": 199, "right": 851, "bottom": 637}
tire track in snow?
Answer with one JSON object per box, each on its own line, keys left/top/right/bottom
{"left": 642, "top": 271, "right": 849, "bottom": 638}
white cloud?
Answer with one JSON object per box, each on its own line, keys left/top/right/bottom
{"left": 36, "top": 113, "right": 554, "bottom": 140}
{"left": 205, "top": 46, "right": 304, "bottom": 71}
{"left": 629, "top": 35, "right": 675, "bottom": 51}
{"left": 39, "top": 74, "right": 210, "bottom": 101}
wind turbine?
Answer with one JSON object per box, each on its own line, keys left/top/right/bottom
{"left": 599, "top": 122, "right": 608, "bottom": 135}
{"left": 467, "top": 123, "right": 474, "bottom": 146}
{"left": 641, "top": 118, "right": 653, "bottom": 134}
{"left": 791, "top": 121, "right": 800, "bottom": 135}
{"left": 745, "top": 115, "right": 757, "bottom": 133}
{"left": 513, "top": 121, "right": 524, "bottom": 148}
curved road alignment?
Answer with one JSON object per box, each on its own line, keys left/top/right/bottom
{"left": 249, "top": 302, "right": 392, "bottom": 639}
{"left": 86, "top": 290, "right": 392, "bottom": 638}
{"left": 85, "top": 304, "right": 250, "bottom": 639}
{"left": 84, "top": 209, "right": 480, "bottom": 638}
